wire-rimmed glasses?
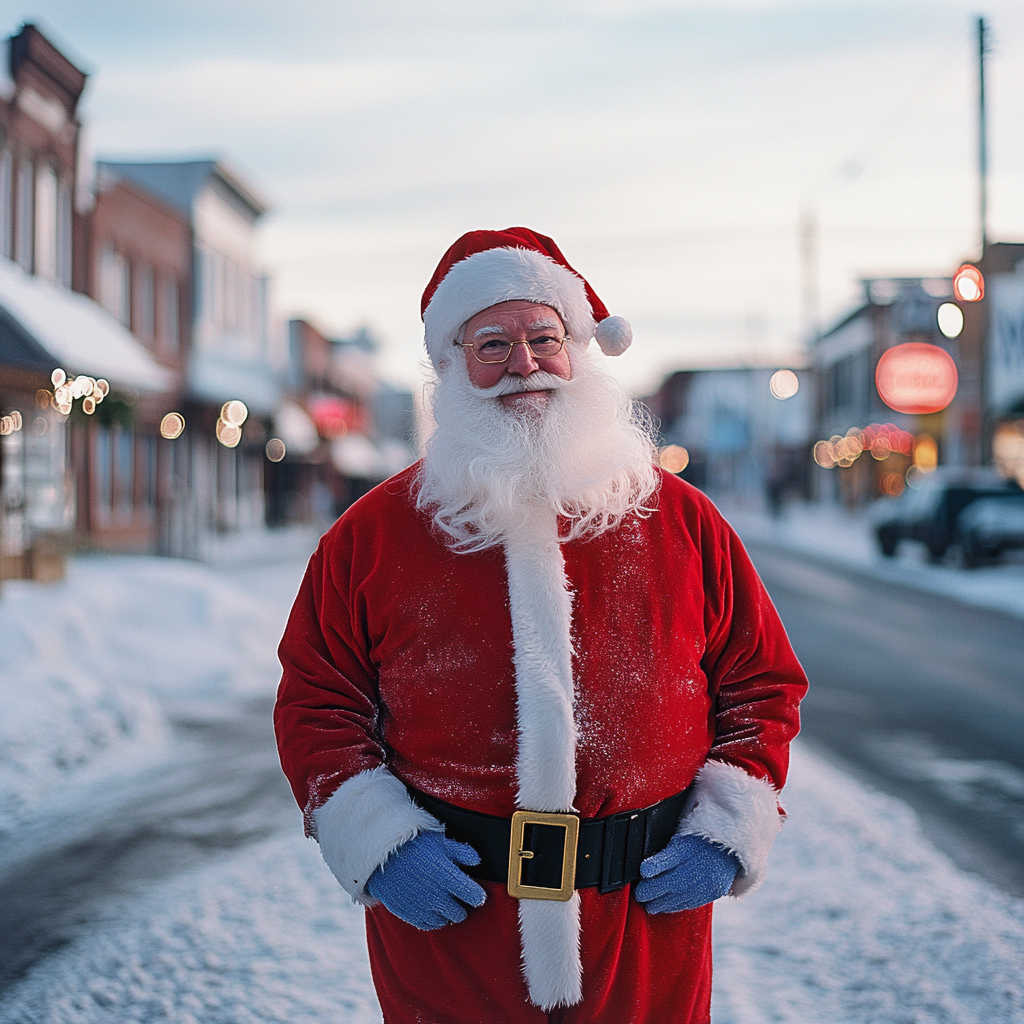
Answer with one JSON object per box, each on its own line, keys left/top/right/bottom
{"left": 455, "top": 335, "right": 569, "bottom": 364}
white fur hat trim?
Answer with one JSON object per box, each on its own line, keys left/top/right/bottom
{"left": 422, "top": 246, "right": 597, "bottom": 369}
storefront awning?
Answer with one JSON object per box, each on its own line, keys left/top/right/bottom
{"left": 0, "top": 257, "right": 173, "bottom": 392}
{"left": 188, "top": 350, "right": 281, "bottom": 417}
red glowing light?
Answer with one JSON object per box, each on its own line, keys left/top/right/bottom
{"left": 307, "top": 396, "right": 367, "bottom": 438}
{"left": 875, "top": 343, "right": 958, "bottom": 415}
{"left": 952, "top": 264, "right": 984, "bottom": 302}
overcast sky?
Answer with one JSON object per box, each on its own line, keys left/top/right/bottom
{"left": 7, "top": 0, "right": 1024, "bottom": 392}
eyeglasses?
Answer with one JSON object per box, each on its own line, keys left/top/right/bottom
{"left": 455, "top": 335, "right": 569, "bottom": 364}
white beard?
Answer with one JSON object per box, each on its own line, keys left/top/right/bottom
{"left": 416, "top": 346, "right": 659, "bottom": 552}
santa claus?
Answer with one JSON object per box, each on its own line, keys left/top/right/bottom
{"left": 275, "top": 227, "right": 807, "bottom": 1023}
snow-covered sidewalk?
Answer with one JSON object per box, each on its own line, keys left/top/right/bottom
{"left": 724, "top": 500, "right": 1024, "bottom": 623}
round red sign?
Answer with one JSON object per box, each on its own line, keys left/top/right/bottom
{"left": 875, "top": 342, "right": 958, "bottom": 415}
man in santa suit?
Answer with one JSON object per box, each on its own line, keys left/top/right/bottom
{"left": 275, "top": 227, "right": 807, "bottom": 1024}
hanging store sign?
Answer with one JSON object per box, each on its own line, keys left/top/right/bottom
{"left": 875, "top": 342, "right": 958, "bottom": 415}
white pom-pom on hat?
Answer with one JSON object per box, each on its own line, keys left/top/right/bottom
{"left": 595, "top": 316, "right": 632, "bottom": 356}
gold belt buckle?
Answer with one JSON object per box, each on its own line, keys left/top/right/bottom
{"left": 507, "top": 810, "right": 579, "bottom": 901}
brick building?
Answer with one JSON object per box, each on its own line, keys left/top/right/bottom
{"left": 0, "top": 24, "right": 168, "bottom": 577}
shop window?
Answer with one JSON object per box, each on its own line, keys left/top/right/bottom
{"left": 99, "top": 246, "right": 131, "bottom": 327}
{"left": 0, "top": 149, "right": 12, "bottom": 259}
{"left": 161, "top": 276, "right": 179, "bottom": 352}
{"left": 141, "top": 434, "right": 157, "bottom": 508}
{"left": 16, "top": 157, "right": 33, "bottom": 272}
{"left": 57, "top": 178, "right": 72, "bottom": 287}
{"left": 95, "top": 426, "right": 112, "bottom": 517}
{"left": 115, "top": 426, "right": 135, "bottom": 511}
{"left": 136, "top": 264, "right": 155, "bottom": 342}
{"left": 34, "top": 164, "right": 58, "bottom": 281}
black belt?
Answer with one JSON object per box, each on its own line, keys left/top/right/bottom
{"left": 408, "top": 786, "right": 689, "bottom": 900}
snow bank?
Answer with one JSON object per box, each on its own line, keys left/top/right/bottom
{"left": 725, "top": 501, "right": 1024, "bottom": 623}
{"left": 0, "top": 551, "right": 304, "bottom": 835}
{"left": 2, "top": 743, "right": 1021, "bottom": 1024}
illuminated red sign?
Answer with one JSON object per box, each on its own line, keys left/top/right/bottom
{"left": 875, "top": 343, "right": 958, "bottom": 415}
{"left": 307, "top": 396, "right": 368, "bottom": 438}
{"left": 952, "top": 264, "right": 984, "bottom": 302}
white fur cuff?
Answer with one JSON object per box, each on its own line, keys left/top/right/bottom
{"left": 675, "top": 759, "right": 783, "bottom": 897}
{"left": 312, "top": 766, "right": 442, "bottom": 905}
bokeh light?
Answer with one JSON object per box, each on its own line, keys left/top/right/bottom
{"left": 992, "top": 420, "right": 1024, "bottom": 487}
{"left": 813, "top": 423, "right": 914, "bottom": 470}
{"left": 880, "top": 472, "right": 905, "bottom": 497}
{"left": 221, "top": 400, "right": 248, "bottom": 427}
{"left": 769, "top": 369, "right": 800, "bottom": 400}
{"left": 875, "top": 343, "right": 958, "bottom": 415}
{"left": 952, "top": 264, "right": 984, "bottom": 302}
{"left": 160, "top": 412, "right": 185, "bottom": 439}
{"left": 659, "top": 445, "right": 690, "bottom": 473}
{"left": 813, "top": 440, "right": 837, "bottom": 468}
{"left": 46, "top": 369, "right": 109, "bottom": 417}
{"left": 216, "top": 418, "right": 242, "bottom": 448}
{"left": 266, "top": 437, "right": 287, "bottom": 462}
{"left": 936, "top": 303, "right": 964, "bottom": 339}
{"left": 912, "top": 434, "right": 938, "bottom": 472}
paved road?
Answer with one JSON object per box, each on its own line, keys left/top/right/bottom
{"left": 0, "top": 698, "right": 299, "bottom": 991}
{"left": 745, "top": 539, "right": 1024, "bottom": 898}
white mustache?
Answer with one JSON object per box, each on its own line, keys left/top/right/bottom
{"left": 469, "top": 372, "right": 575, "bottom": 400}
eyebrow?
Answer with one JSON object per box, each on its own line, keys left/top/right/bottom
{"left": 528, "top": 319, "right": 560, "bottom": 331}
{"left": 473, "top": 325, "right": 506, "bottom": 338}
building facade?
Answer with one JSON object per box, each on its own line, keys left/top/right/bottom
{"left": 74, "top": 166, "right": 192, "bottom": 552}
{"left": 646, "top": 366, "right": 812, "bottom": 509}
{"left": 0, "top": 24, "right": 168, "bottom": 579}
{"left": 810, "top": 277, "right": 964, "bottom": 506}
{"left": 94, "top": 159, "right": 280, "bottom": 555}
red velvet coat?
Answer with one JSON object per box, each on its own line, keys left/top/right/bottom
{"left": 276, "top": 465, "right": 806, "bottom": 1024}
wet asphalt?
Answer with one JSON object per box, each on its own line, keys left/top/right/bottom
{"left": 745, "top": 540, "right": 1024, "bottom": 898}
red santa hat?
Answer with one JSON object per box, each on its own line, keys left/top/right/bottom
{"left": 421, "top": 227, "right": 632, "bottom": 370}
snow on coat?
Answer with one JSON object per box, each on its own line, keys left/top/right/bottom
{"left": 275, "top": 465, "right": 807, "bottom": 1024}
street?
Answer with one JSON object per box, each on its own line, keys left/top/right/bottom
{"left": 746, "top": 539, "right": 1024, "bottom": 898}
{"left": 0, "top": 699, "right": 300, "bottom": 992}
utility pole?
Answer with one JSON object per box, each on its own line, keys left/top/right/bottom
{"left": 799, "top": 206, "right": 819, "bottom": 346}
{"left": 977, "top": 15, "right": 989, "bottom": 258}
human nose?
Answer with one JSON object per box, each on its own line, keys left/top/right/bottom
{"left": 506, "top": 339, "right": 540, "bottom": 375}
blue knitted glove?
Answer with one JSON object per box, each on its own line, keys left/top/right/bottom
{"left": 635, "top": 833, "right": 740, "bottom": 913}
{"left": 365, "top": 831, "right": 486, "bottom": 930}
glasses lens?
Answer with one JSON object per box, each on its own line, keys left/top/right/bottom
{"left": 528, "top": 339, "right": 563, "bottom": 358}
{"left": 474, "top": 339, "right": 513, "bottom": 362}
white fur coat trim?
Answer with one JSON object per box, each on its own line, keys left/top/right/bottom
{"left": 423, "top": 246, "right": 596, "bottom": 370}
{"left": 518, "top": 896, "right": 583, "bottom": 1010}
{"left": 674, "top": 759, "right": 783, "bottom": 897}
{"left": 503, "top": 509, "right": 582, "bottom": 1008}
{"left": 312, "top": 766, "right": 442, "bottom": 906}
